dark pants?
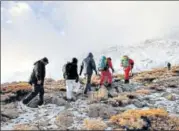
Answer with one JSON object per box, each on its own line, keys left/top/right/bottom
{"left": 23, "top": 84, "right": 44, "bottom": 106}
{"left": 84, "top": 74, "right": 92, "bottom": 94}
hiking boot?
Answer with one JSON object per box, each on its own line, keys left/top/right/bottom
{"left": 38, "top": 101, "right": 44, "bottom": 106}
{"left": 107, "top": 83, "right": 112, "bottom": 87}
{"left": 124, "top": 79, "right": 129, "bottom": 84}
{"left": 108, "top": 93, "right": 113, "bottom": 98}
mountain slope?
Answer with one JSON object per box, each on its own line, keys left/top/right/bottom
{"left": 91, "top": 39, "right": 179, "bottom": 73}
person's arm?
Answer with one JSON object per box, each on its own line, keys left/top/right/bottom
{"left": 79, "top": 61, "right": 84, "bottom": 76}
{"left": 130, "top": 59, "right": 134, "bottom": 69}
{"left": 75, "top": 65, "right": 79, "bottom": 82}
{"left": 91, "top": 59, "right": 97, "bottom": 75}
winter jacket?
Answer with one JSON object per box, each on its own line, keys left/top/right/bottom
{"left": 107, "top": 58, "right": 114, "bottom": 72}
{"left": 66, "top": 62, "right": 79, "bottom": 81}
{"left": 80, "top": 53, "right": 97, "bottom": 75}
{"left": 29, "top": 60, "right": 46, "bottom": 86}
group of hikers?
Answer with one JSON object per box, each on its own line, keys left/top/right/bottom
{"left": 21, "top": 54, "right": 173, "bottom": 106}
{"left": 21, "top": 53, "right": 135, "bottom": 106}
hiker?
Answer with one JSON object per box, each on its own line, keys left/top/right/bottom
{"left": 64, "top": 58, "right": 79, "bottom": 102}
{"left": 22, "top": 57, "right": 49, "bottom": 106}
{"left": 79, "top": 52, "right": 98, "bottom": 95}
{"left": 99, "top": 56, "right": 115, "bottom": 87}
{"left": 167, "top": 62, "right": 171, "bottom": 70}
{"left": 121, "top": 55, "right": 134, "bottom": 84}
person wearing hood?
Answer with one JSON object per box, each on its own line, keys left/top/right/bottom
{"left": 65, "top": 57, "right": 79, "bottom": 102}
{"left": 22, "top": 57, "right": 49, "bottom": 106}
{"left": 121, "top": 55, "right": 134, "bottom": 84}
{"left": 79, "top": 52, "right": 98, "bottom": 95}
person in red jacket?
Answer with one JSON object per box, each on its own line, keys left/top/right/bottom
{"left": 121, "top": 55, "right": 134, "bottom": 84}
{"left": 100, "top": 57, "right": 114, "bottom": 87}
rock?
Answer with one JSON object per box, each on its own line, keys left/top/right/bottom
{"left": 148, "top": 100, "right": 156, "bottom": 105}
{"left": 55, "top": 111, "right": 74, "bottom": 129}
{"left": 108, "top": 88, "right": 118, "bottom": 97}
{"left": 1, "top": 116, "right": 10, "bottom": 122}
{"left": 121, "top": 84, "right": 136, "bottom": 92}
{"left": 44, "top": 94, "right": 53, "bottom": 104}
{"left": 1, "top": 103, "right": 19, "bottom": 119}
{"left": 133, "top": 100, "right": 145, "bottom": 108}
{"left": 165, "top": 94, "right": 176, "bottom": 101}
{"left": 27, "top": 97, "right": 39, "bottom": 108}
{"left": 51, "top": 97, "right": 66, "bottom": 106}
{"left": 88, "top": 104, "right": 116, "bottom": 119}
{"left": 1, "top": 108, "right": 19, "bottom": 119}
{"left": 38, "top": 120, "right": 49, "bottom": 127}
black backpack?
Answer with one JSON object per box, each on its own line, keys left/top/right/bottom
{"left": 63, "top": 62, "right": 73, "bottom": 78}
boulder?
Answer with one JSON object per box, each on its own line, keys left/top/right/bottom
{"left": 88, "top": 103, "right": 116, "bottom": 119}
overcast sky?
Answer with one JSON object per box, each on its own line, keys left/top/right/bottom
{"left": 1, "top": 1, "right": 179, "bottom": 83}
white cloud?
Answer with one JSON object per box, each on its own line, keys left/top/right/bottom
{"left": 1, "top": 1, "right": 179, "bottom": 83}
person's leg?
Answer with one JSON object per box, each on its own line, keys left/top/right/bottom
{"left": 87, "top": 74, "right": 92, "bottom": 92}
{"left": 38, "top": 85, "right": 44, "bottom": 106}
{"left": 100, "top": 71, "right": 105, "bottom": 86}
{"left": 23, "top": 84, "right": 39, "bottom": 105}
{"left": 66, "top": 80, "right": 72, "bottom": 100}
{"left": 124, "top": 68, "right": 130, "bottom": 83}
{"left": 107, "top": 70, "right": 112, "bottom": 85}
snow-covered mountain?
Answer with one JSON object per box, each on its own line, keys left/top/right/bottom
{"left": 91, "top": 39, "right": 179, "bottom": 73}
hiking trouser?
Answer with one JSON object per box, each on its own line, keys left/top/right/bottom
{"left": 124, "top": 67, "right": 131, "bottom": 80}
{"left": 66, "top": 80, "right": 76, "bottom": 99}
{"left": 23, "top": 84, "right": 44, "bottom": 105}
{"left": 100, "top": 70, "right": 112, "bottom": 85}
{"left": 84, "top": 74, "right": 92, "bottom": 94}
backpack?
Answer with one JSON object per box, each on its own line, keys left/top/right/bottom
{"left": 121, "top": 57, "right": 129, "bottom": 68}
{"left": 98, "top": 56, "right": 108, "bottom": 71}
{"left": 63, "top": 62, "right": 72, "bottom": 78}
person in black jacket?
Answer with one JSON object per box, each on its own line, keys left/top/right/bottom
{"left": 22, "top": 57, "right": 49, "bottom": 106}
{"left": 167, "top": 62, "right": 171, "bottom": 70}
{"left": 65, "top": 57, "right": 79, "bottom": 102}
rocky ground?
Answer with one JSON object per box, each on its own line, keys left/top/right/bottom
{"left": 1, "top": 66, "right": 179, "bottom": 130}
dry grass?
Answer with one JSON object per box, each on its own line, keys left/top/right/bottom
{"left": 83, "top": 118, "right": 107, "bottom": 130}
{"left": 132, "top": 66, "right": 179, "bottom": 83}
{"left": 1, "top": 82, "right": 32, "bottom": 93}
{"left": 13, "top": 124, "right": 37, "bottom": 130}
{"left": 89, "top": 86, "right": 108, "bottom": 101}
{"left": 108, "top": 94, "right": 131, "bottom": 107}
{"left": 135, "top": 89, "right": 151, "bottom": 95}
{"left": 110, "top": 108, "right": 168, "bottom": 130}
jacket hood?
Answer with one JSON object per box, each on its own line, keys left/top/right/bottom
{"left": 87, "top": 52, "right": 93, "bottom": 58}
{"left": 34, "top": 60, "right": 40, "bottom": 65}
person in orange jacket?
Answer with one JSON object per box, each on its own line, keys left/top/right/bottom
{"left": 99, "top": 57, "right": 114, "bottom": 87}
{"left": 121, "top": 55, "right": 134, "bottom": 84}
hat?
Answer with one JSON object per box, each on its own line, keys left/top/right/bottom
{"left": 42, "top": 57, "right": 49, "bottom": 63}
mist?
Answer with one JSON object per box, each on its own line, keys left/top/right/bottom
{"left": 1, "top": 1, "right": 179, "bottom": 83}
